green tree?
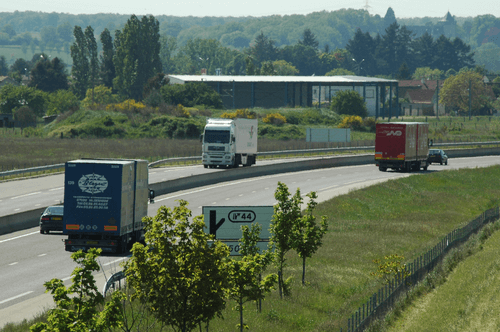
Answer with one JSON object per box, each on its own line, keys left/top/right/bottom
{"left": 29, "top": 56, "right": 69, "bottom": 93}
{"left": 271, "top": 60, "right": 299, "bottom": 76}
{"left": 30, "top": 249, "right": 124, "bottom": 332}
{"left": 280, "top": 43, "right": 319, "bottom": 76}
{"left": 325, "top": 68, "right": 355, "bottom": 76}
{"left": 160, "top": 35, "right": 178, "bottom": 74}
{"left": 99, "top": 28, "right": 115, "bottom": 89}
{"left": 291, "top": 191, "right": 328, "bottom": 285}
{"left": 85, "top": 26, "right": 99, "bottom": 106}
{"left": 440, "top": 70, "right": 491, "bottom": 115}
{"left": 125, "top": 201, "right": 230, "bottom": 332}
{"left": 71, "top": 26, "right": 89, "bottom": 99}
{"left": 13, "top": 106, "right": 36, "bottom": 133}
{"left": 113, "top": 15, "right": 162, "bottom": 100}
{"left": 345, "top": 28, "right": 376, "bottom": 76}
{"left": 227, "top": 224, "right": 277, "bottom": 332}
{"left": 298, "top": 28, "right": 319, "bottom": 49}
{"left": 0, "top": 84, "right": 47, "bottom": 116}
{"left": 160, "top": 82, "right": 222, "bottom": 108}
{"left": 412, "top": 67, "right": 444, "bottom": 80}
{"left": 246, "top": 31, "right": 277, "bottom": 65}
{"left": 330, "top": 89, "right": 368, "bottom": 117}
{"left": 81, "top": 84, "right": 118, "bottom": 109}
{"left": 46, "top": 90, "right": 80, "bottom": 116}
{"left": 412, "top": 32, "right": 436, "bottom": 69}
{"left": 270, "top": 182, "right": 302, "bottom": 298}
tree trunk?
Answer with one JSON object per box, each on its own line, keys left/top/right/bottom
{"left": 302, "top": 256, "right": 306, "bottom": 285}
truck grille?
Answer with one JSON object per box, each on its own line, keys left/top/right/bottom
{"left": 208, "top": 146, "right": 225, "bottom": 151}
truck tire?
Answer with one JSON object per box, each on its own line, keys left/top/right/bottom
{"left": 379, "top": 167, "right": 387, "bottom": 172}
{"left": 204, "top": 165, "right": 208, "bottom": 168}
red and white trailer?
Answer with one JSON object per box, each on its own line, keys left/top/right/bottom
{"left": 375, "top": 122, "right": 430, "bottom": 172}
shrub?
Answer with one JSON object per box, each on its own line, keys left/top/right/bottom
{"left": 220, "top": 109, "right": 256, "bottom": 119}
{"left": 263, "top": 113, "right": 287, "bottom": 126}
{"left": 330, "top": 90, "right": 368, "bottom": 117}
{"left": 258, "top": 124, "right": 304, "bottom": 140}
{"left": 339, "top": 115, "right": 363, "bottom": 130}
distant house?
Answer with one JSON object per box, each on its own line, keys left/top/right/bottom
{"left": 0, "top": 113, "right": 14, "bottom": 128}
{"left": 399, "top": 79, "right": 445, "bottom": 116}
{"left": 0, "top": 76, "right": 19, "bottom": 89}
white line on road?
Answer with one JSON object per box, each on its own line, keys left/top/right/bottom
{"left": 10, "top": 192, "right": 41, "bottom": 200}
{"left": 0, "top": 291, "right": 33, "bottom": 305}
{"left": 9, "top": 262, "right": 18, "bottom": 266}
{"left": 49, "top": 187, "right": 63, "bottom": 191}
{"left": 102, "top": 257, "right": 127, "bottom": 267}
{"left": 0, "top": 231, "right": 39, "bottom": 244}
{"left": 38, "top": 253, "right": 47, "bottom": 257}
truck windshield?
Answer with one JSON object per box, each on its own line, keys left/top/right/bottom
{"left": 204, "top": 130, "right": 230, "bottom": 143}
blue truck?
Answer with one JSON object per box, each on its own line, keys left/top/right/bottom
{"left": 63, "top": 159, "right": 150, "bottom": 253}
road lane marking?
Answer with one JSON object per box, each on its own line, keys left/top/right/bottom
{"left": 9, "top": 262, "right": 18, "bottom": 266}
{"left": 38, "top": 254, "right": 46, "bottom": 257}
{"left": 0, "top": 291, "right": 34, "bottom": 305}
{"left": 10, "top": 192, "right": 41, "bottom": 200}
{"left": 319, "top": 184, "right": 340, "bottom": 191}
{"left": 0, "top": 231, "right": 39, "bottom": 244}
{"left": 49, "top": 187, "right": 63, "bottom": 191}
{"left": 14, "top": 208, "right": 20, "bottom": 211}
{"left": 102, "top": 257, "right": 127, "bottom": 267}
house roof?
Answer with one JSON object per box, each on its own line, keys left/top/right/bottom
{"left": 398, "top": 79, "right": 444, "bottom": 90}
{"left": 406, "top": 89, "right": 436, "bottom": 104}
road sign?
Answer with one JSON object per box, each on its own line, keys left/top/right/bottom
{"left": 211, "top": 240, "right": 271, "bottom": 256}
{"left": 202, "top": 206, "right": 273, "bottom": 239}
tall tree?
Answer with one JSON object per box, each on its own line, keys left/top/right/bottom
{"left": 113, "top": 15, "right": 162, "bottom": 100}
{"left": 99, "top": 28, "right": 115, "bottom": 89}
{"left": 440, "top": 70, "right": 491, "bottom": 115}
{"left": 70, "top": 26, "right": 89, "bottom": 99}
{"left": 298, "top": 28, "right": 319, "bottom": 49}
{"left": 245, "top": 31, "right": 278, "bottom": 66}
{"left": 345, "top": 28, "right": 376, "bottom": 75}
{"left": 412, "top": 32, "right": 436, "bottom": 69}
{"left": 383, "top": 7, "right": 397, "bottom": 29}
{"left": 85, "top": 26, "right": 99, "bottom": 105}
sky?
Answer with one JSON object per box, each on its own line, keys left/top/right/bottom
{"left": 0, "top": 0, "right": 499, "bottom": 19}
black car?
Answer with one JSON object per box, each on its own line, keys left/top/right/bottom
{"left": 428, "top": 149, "right": 448, "bottom": 165}
{"left": 40, "top": 206, "right": 64, "bottom": 234}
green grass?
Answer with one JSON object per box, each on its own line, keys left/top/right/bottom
{"left": 4, "top": 165, "right": 500, "bottom": 331}
{"left": 384, "top": 226, "right": 500, "bottom": 331}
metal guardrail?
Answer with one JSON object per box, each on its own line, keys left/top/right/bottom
{"left": 2, "top": 141, "right": 500, "bottom": 178}
{"left": 103, "top": 271, "right": 126, "bottom": 297}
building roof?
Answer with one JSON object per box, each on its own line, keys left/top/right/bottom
{"left": 406, "top": 89, "right": 436, "bottom": 104}
{"left": 167, "top": 75, "right": 398, "bottom": 84}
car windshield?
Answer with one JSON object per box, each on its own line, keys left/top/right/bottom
{"left": 204, "top": 130, "right": 230, "bottom": 144}
{"left": 46, "top": 206, "right": 63, "bottom": 215}
{"left": 429, "top": 150, "right": 440, "bottom": 154}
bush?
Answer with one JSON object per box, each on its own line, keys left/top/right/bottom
{"left": 330, "top": 90, "right": 368, "bottom": 117}
{"left": 160, "top": 82, "right": 223, "bottom": 109}
{"left": 263, "top": 113, "right": 287, "bottom": 126}
{"left": 143, "top": 115, "right": 204, "bottom": 139}
{"left": 339, "top": 115, "right": 363, "bottom": 130}
{"left": 220, "top": 108, "right": 256, "bottom": 119}
{"left": 258, "top": 124, "right": 304, "bottom": 140}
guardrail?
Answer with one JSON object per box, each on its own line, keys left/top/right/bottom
{"left": 2, "top": 141, "right": 500, "bottom": 179}
{"left": 103, "top": 271, "right": 126, "bottom": 297}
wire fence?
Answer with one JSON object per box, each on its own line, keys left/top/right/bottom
{"left": 343, "top": 206, "right": 500, "bottom": 332}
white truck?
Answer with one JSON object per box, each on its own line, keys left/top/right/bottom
{"left": 201, "top": 118, "right": 258, "bottom": 168}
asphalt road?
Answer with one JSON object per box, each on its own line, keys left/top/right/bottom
{"left": 1, "top": 156, "right": 499, "bottom": 328}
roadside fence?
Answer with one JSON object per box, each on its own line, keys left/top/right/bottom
{"left": 343, "top": 206, "right": 500, "bottom": 332}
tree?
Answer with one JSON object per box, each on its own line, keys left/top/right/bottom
{"left": 71, "top": 26, "right": 89, "bottom": 99}
{"left": 13, "top": 106, "right": 36, "bottom": 133}
{"left": 439, "top": 70, "right": 492, "bottom": 115}
{"left": 280, "top": 43, "right": 320, "bottom": 76}
{"left": 383, "top": 7, "right": 397, "bottom": 29}
{"left": 270, "top": 182, "right": 302, "bottom": 298}
{"left": 29, "top": 56, "right": 69, "bottom": 93}
{"left": 412, "top": 67, "right": 444, "bottom": 80}
{"left": 85, "top": 26, "right": 99, "bottom": 106}
{"left": 125, "top": 201, "right": 230, "bottom": 332}
{"left": 326, "top": 68, "right": 355, "bottom": 76}
{"left": 0, "top": 56, "right": 7, "bottom": 76}
{"left": 345, "top": 28, "right": 376, "bottom": 75}
{"left": 99, "top": 28, "right": 115, "bottom": 89}
{"left": 291, "top": 192, "right": 328, "bottom": 285}
{"left": 412, "top": 32, "right": 436, "bottom": 69}
{"left": 271, "top": 60, "right": 299, "bottom": 76}
{"left": 227, "top": 224, "right": 277, "bottom": 332}
{"left": 0, "top": 85, "right": 47, "bottom": 116}
{"left": 143, "top": 73, "right": 169, "bottom": 107}
{"left": 81, "top": 85, "right": 118, "bottom": 109}
{"left": 160, "top": 82, "right": 222, "bottom": 108}
{"left": 30, "top": 249, "right": 124, "bottom": 332}
{"left": 246, "top": 31, "right": 277, "bottom": 65}
{"left": 330, "top": 90, "right": 368, "bottom": 117}
{"left": 46, "top": 90, "right": 80, "bottom": 116}
{"left": 298, "top": 28, "right": 319, "bottom": 49}
{"left": 397, "top": 61, "right": 411, "bottom": 80}
{"left": 113, "top": 15, "right": 162, "bottom": 100}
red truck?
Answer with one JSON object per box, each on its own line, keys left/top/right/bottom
{"left": 375, "top": 122, "right": 430, "bottom": 172}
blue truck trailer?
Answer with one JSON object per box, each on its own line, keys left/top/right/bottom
{"left": 63, "top": 159, "right": 149, "bottom": 253}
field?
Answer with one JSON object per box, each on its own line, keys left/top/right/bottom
{"left": 0, "top": 45, "right": 72, "bottom": 67}
{"left": 2, "top": 163, "right": 500, "bottom": 331}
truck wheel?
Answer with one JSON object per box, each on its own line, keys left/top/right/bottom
{"left": 203, "top": 165, "right": 208, "bottom": 169}
{"left": 445, "top": 160, "right": 448, "bottom": 165}
{"left": 379, "top": 167, "right": 387, "bottom": 172}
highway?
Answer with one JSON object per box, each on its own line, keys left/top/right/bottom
{"left": 1, "top": 155, "right": 500, "bottom": 328}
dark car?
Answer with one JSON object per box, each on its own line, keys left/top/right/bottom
{"left": 40, "top": 206, "right": 64, "bottom": 234}
{"left": 428, "top": 149, "right": 448, "bottom": 165}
